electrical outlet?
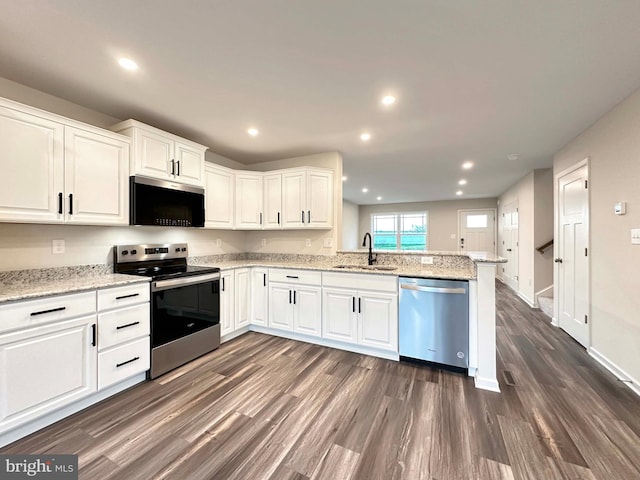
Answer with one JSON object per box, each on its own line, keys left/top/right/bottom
{"left": 261, "top": 238, "right": 267, "bottom": 247}
{"left": 216, "top": 238, "right": 222, "bottom": 247}
{"left": 421, "top": 256, "right": 434, "bottom": 265}
{"left": 323, "top": 238, "right": 333, "bottom": 248}
{"left": 52, "top": 239, "right": 65, "bottom": 254}
{"left": 305, "top": 239, "right": 311, "bottom": 247}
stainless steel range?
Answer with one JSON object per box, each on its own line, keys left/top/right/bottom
{"left": 114, "top": 243, "right": 220, "bottom": 378}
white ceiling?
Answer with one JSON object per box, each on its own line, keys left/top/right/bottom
{"left": 2, "top": 1, "right": 640, "bottom": 205}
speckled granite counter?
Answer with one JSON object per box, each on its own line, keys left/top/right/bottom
{"left": 0, "top": 265, "right": 149, "bottom": 304}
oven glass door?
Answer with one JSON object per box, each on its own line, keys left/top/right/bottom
{"left": 152, "top": 278, "right": 220, "bottom": 348}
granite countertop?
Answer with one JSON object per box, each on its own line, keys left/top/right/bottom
{"left": 0, "top": 266, "right": 149, "bottom": 304}
{"left": 191, "top": 259, "right": 477, "bottom": 281}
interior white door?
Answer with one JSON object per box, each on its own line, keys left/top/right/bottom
{"left": 557, "top": 165, "right": 589, "bottom": 347}
{"left": 501, "top": 202, "right": 519, "bottom": 291}
{"left": 459, "top": 209, "right": 496, "bottom": 253}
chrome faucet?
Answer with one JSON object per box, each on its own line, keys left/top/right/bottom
{"left": 362, "top": 232, "right": 377, "bottom": 265}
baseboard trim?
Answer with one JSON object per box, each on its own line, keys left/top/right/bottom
{"left": 517, "top": 291, "right": 536, "bottom": 308}
{"left": 589, "top": 347, "right": 640, "bottom": 398}
{"left": 550, "top": 317, "right": 559, "bottom": 327}
{"left": 474, "top": 376, "right": 501, "bottom": 392}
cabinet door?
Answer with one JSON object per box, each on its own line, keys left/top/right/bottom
{"left": 64, "top": 126, "right": 129, "bottom": 225}
{"left": 251, "top": 268, "right": 268, "bottom": 326}
{"left": 0, "top": 105, "right": 64, "bottom": 223}
{"left": 281, "top": 170, "right": 306, "bottom": 228}
{"left": 133, "top": 127, "right": 174, "bottom": 180}
{"left": 358, "top": 292, "right": 398, "bottom": 352}
{"left": 235, "top": 173, "right": 263, "bottom": 229}
{"left": 235, "top": 268, "right": 251, "bottom": 329}
{"left": 175, "top": 141, "right": 204, "bottom": 186}
{"left": 205, "top": 164, "right": 234, "bottom": 228}
{"left": 220, "top": 270, "right": 235, "bottom": 337}
{"left": 0, "top": 315, "right": 97, "bottom": 434}
{"left": 306, "top": 169, "right": 333, "bottom": 228}
{"left": 263, "top": 173, "right": 282, "bottom": 229}
{"left": 268, "top": 283, "right": 293, "bottom": 331}
{"left": 322, "top": 288, "right": 357, "bottom": 344}
{"left": 293, "top": 286, "right": 322, "bottom": 337}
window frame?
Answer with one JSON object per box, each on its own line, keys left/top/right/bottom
{"left": 370, "top": 211, "right": 428, "bottom": 251}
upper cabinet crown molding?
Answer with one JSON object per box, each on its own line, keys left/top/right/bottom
{"left": 111, "top": 119, "right": 208, "bottom": 188}
{"left": 0, "top": 97, "right": 130, "bottom": 225}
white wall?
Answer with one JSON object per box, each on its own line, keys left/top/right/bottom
{"left": 533, "top": 169, "right": 554, "bottom": 293}
{"left": 341, "top": 200, "right": 359, "bottom": 250}
{"left": 358, "top": 198, "right": 498, "bottom": 251}
{"left": 554, "top": 86, "right": 640, "bottom": 387}
{"left": 242, "top": 152, "right": 343, "bottom": 255}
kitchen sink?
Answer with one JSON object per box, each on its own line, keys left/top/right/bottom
{"left": 332, "top": 264, "right": 397, "bottom": 271}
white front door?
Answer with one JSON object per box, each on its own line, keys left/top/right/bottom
{"left": 501, "top": 201, "right": 519, "bottom": 291}
{"left": 459, "top": 209, "right": 496, "bottom": 254}
{"left": 556, "top": 164, "right": 589, "bottom": 347}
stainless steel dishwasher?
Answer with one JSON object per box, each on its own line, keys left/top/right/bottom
{"left": 399, "top": 277, "right": 469, "bottom": 370}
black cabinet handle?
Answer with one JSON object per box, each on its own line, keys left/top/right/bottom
{"left": 116, "top": 356, "right": 140, "bottom": 368}
{"left": 352, "top": 297, "right": 355, "bottom": 313}
{"left": 91, "top": 324, "right": 96, "bottom": 347}
{"left": 358, "top": 298, "right": 361, "bottom": 314}
{"left": 277, "top": 212, "right": 280, "bottom": 225}
{"left": 308, "top": 210, "right": 311, "bottom": 223}
{"left": 116, "top": 321, "right": 140, "bottom": 330}
{"left": 260, "top": 212, "right": 263, "bottom": 225}
{"left": 289, "top": 290, "right": 292, "bottom": 304}
{"left": 171, "top": 159, "right": 176, "bottom": 175}
{"left": 263, "top": 273, "right": 266, "bottom": 287}
{"left": 554, "top": 258, "right": 563, "bottom": 263}
{"left": 115, "top": 293, "right": 139, "bottom": 300}
{"left": 176, "top": 160, "right": 180, "bottom": 176}
{"left": 506, "top": 248, "right": 512, "bottom": 252}
{"left": 286, "top": 275, "right": 299, "bottom": 279}
{"left": 293, "top": 290, "right": 296, "bottom": 305}
{"left": 301, "top": 210, "right": 305, "bottom": 223}
{"left": 30, "top": 306, "right": 66, "bottom": 316}
{"left": 222, "top": 277, "right": 225, "bottom": 291}
{"left": 58, "top": 192, "right": 63, "bottom": 214}
{"left": 68, "top": 194, "right": 73, "bottom": 215}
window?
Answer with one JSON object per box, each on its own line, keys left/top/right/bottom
{"left": 371, "top": 212, "right": 428, "bottom": 251}
{"left": 466, "top": 214, "right": 488, "bottom": 228}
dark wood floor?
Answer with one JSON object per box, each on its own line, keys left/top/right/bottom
{"left": 3, "top": 281, "right": 640, "bottom": 479}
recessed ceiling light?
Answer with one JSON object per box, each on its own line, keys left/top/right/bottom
{"left": 362, "top": 188, "right": 369, "bottom": 193}
{"left": 462, "top": 161, "right": 474, "bottom": 170}
{"left": 456, "top": 190, "right": 463, "bottom": 196}
{"left": 248, "top": 128, "right": 259, "bottom": 137}
{"left": 118, "top": 58, "right": 138, "bottom": 71}
{"left": 360, "top": 132, "right": 371, "bottom": 141}
{"left": 381, "top": 95, "right": 396, "bottom": 106}
{"left": 341, "top": 176, "right": 347, "bottom": 181}
{"left": 507, "top": 153, "right": 520, "bottom": 161}
{"left": 377, "top": 196, "right": 382, "bottom": 201}
{"left": 458, "top": 179, "right": 467, "bottom": 185}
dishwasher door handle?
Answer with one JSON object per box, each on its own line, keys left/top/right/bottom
{"left": 400, "top": 284, "right": 467, "bottom": 294}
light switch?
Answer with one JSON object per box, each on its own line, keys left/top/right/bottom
{"left": 631, "top": 229, "right": 640, "bottom": 245}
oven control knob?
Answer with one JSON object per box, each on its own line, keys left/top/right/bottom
{"left": 121, "top": 250, "right": 129, "bottom": 255}
{"left": 181, "top": 248, "right": 187, "bottom": 252}
{"left": 131, "top": 249, "right": 137, "bottom": 255}
{"left": 175, "top": 248, "right": 181, "bottom": 252}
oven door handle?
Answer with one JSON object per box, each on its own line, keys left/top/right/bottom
{"left": 152, "top": 272, "right": 220, "bottom": 291}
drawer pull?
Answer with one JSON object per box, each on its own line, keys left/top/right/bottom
{"left": 91, "top": 324, "right": 96, "bottom": 347}
{"left": 116, "top": 321, "right": 141, "bottom": 330}
{"left": 115, "top": 293, "right": 140, "bottom": 300}
{"left": 286, "top": 275, "right": 299, "bottom": 279}
{"left": 30, "top": 306, "right": 66, "bottom": 316}
{"left": 116, "top": 356, "right": 140, "bottom": 368}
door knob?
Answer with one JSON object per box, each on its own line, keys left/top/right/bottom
{"left": 554, "top": 258, "right": 563, "bottom": 263}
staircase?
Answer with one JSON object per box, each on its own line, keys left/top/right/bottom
{"left": 536, "top": 286, "right": 554, "bottom": 319}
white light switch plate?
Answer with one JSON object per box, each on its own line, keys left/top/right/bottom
{"left": 631, "top": 229, "right": 640, "bottom": 245}
{"left": 52, "top": 239, "right": 65, "bottom": 254}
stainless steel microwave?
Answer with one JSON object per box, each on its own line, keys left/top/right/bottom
{"left": 129, "top": 176, "right": 205, "bottom": 227}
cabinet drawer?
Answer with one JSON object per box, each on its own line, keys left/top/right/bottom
{"left": 268, "top": 268, "right": 322, "bottom": 286}
{"left": 98, "top": 304, "right": 150, "bottom": 350}
{"left": 98, "top": 337, "right": 150, "bottom": 390}
{"left": 97, "top": 283, "right": 150, "bottom": 311}
{"left": 322, "top": 272, "right": 397, "bottom": 293}
{"left": 0, "top": 291, "right": 96, "bottom": 334}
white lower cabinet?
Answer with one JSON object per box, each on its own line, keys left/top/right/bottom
{"left": 322, "top": 272, "right": 398, "bottom": 352}
{"left": 235, "top": 268, "right": 250, "bottom": 330}
{"left": 220, "top": 270, "right": 235, "bottom": 337}
{"left": 220, "top": 268, "right": 251, "bottom": 341}
{"left": 251, "top": 267, "right": 269, "bottom": 326}
{"left": 267, "top": 268, "right": 322, "bottom": 337}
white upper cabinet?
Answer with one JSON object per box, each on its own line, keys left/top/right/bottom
{"left": 263, "top": 173, "right": 282, "bottom": 229}
{"left": 204, "top": 163, "right": 235, "bottom": 229}
{"left": 111, "top": 119, "right": 207, "bottom": 187}
{"left": 235, "top": 172, "right": 264, "bottom": 229}
{"left": 0, "top": 98, "right": 129, "bottom": 225}
{"left": 282, "top": 168, "right": 333, "bottom": 229}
